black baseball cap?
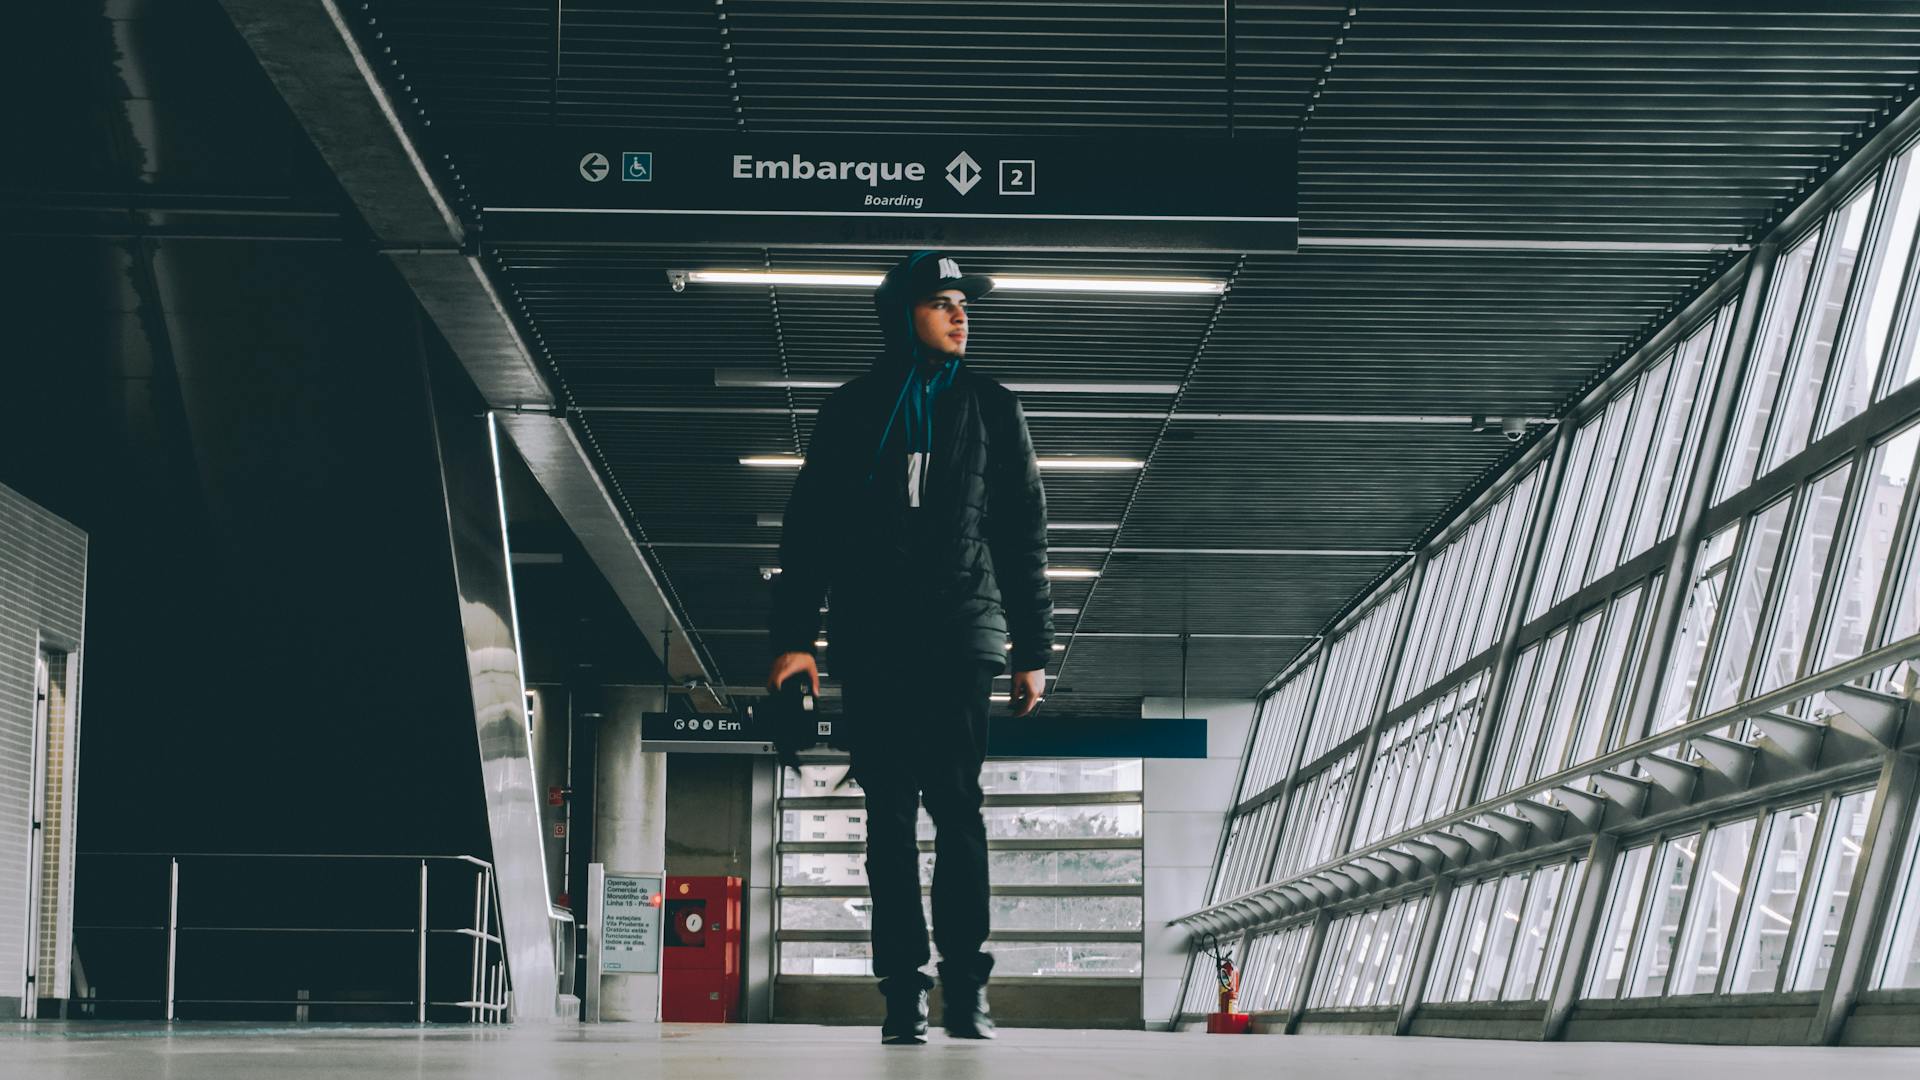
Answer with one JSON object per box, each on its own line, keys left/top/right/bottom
{"left": 878, "top": 251, "right": 995, "bottom": 305}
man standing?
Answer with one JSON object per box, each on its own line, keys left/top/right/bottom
{"left": 766, "top": 251, "right": 1053, "bottom": 1044}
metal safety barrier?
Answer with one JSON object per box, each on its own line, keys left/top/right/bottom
{"left": 68, "top": 853, "right": 514, "bottom": 1023}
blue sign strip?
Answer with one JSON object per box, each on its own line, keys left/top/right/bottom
{"left": 986, "top": 717, "right": 1206, "bottom": 760}
{"left": 640, "top": 711, "right": 1205, "bottom": 759}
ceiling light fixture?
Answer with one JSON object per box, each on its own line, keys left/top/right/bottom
{"left": 678, "top": 270, "right": 1225, "bottom": 295}
{"left": 1007, "top": 382, "right": 1180, "bottom": 395}
{"left": 1046, "top": 568, "right": 1101, "bottom": 579}
{"left": 1037, "top": 457, "right": 1144, "bottom": 470}
{"left": 1049, "top": 523, "right": 1120, "bottom": 530}
{"left": 744, "top": 457, "right": 1142, "bottom": 470}
{"left": 716, "top": 370, "right": 1178, "bottom": 395}
{"left": 995, "top": 276, "right": 1224, "bottom": 295}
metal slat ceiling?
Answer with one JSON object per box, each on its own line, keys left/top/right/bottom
{"left": 365, "top": 1, "right": 1920, "bottom": 704}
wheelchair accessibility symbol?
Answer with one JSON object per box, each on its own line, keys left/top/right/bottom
{"left": 623, "top": 152, "right": 653, "bottom": 182}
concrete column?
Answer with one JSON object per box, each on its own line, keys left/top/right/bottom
{"left": 1142, "top": 697, "right": 1254, "bottom": 1027}
{"left": 593, "top": 686, "right": 667, "bottom": 1022}
{"left": 746, "top": 758, "right": 779, "bottom": 1022}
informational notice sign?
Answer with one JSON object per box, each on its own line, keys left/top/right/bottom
{"left": 599, "top": 871, "right": 665, "bottom": 975}
{"left": 461, "top": 128, "right": 1297, "bottom": 252}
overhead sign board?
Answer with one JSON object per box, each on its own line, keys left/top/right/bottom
{"left": 641, "top": 710, "right": 770, "bottom": 753}
{"left": 467, "top": 129, "right": 1297, "bottom": 252}
{"left": 637, "top": 709, "right": 1203, "bottom": 759}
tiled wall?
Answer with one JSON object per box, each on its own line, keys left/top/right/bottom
{"left": 0, "top": 482, "right": 88, "bottom": 1015}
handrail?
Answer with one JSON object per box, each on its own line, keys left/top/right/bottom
{"left": 1177, "top": 630, "right": 1920, "bottom": 928}
{"left": 82, "top": 852, "right": 494, "bottom": 867}
{"left": 68, "top": 852, "right": 512, "bottom": 1023}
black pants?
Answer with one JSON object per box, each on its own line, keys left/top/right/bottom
{"left": 844, "top": 658, "right": 1000, "bottom": 982}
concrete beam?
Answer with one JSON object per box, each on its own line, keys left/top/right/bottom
{"left": 218, "top": 0, "right": 464, "bottom": 249}
{"left": 219, "top": 0, "right": 720, "bottom": 707}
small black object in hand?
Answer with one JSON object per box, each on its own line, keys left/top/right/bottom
{"left": 757, "top": 676, "right": 831, "bottom": 768}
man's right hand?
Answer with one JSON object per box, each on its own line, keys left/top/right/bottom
{"left": 767, "top": 651, "right": 820, "bottom": 696}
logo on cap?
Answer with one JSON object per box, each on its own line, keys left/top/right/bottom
{"left": 938, "top": 257, "right": 962, "bottom": 279}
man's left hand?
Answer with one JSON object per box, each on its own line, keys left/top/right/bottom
{"left": 1009, "top": 668, "right": 1046, "bottom": 718}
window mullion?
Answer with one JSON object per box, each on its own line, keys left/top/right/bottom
{"left": 1621, "top": 248, "right": 1779, "bottom": 748}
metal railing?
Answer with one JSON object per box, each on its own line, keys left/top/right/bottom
{"left": 69, "top": 853, "right": 512, "bottom": 1023}
{"left": 1176, "top": 631, "right": 1920, "bottom": 935}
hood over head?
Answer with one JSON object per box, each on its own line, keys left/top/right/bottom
{"left": 872, "top": 251, "right": 994, "bottom": 369}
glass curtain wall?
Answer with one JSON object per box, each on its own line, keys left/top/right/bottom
{"left": 1305, "top": 894, "right": 1430, "bottom": 1011}
{"left": 1179, "top": 124, "right": 1920, "bottom": 1031}
{"left": 1581, "top": 789, "right": 1875, "bottom": 1000}
{"left": 1182, "top": 919, "right": 1316, "bottom": 1016}
{"left": 1343, "top": 470, "right": 1542, "bottom": 849}
{"left": 777, "top": 759, "right": 1145, "bottom": 977}
{"left": 1209, "top": 584, "right": 1410, "bottom": 902}
{"left": 1426, "top": 856, "right": 1588, "bottom": 1004}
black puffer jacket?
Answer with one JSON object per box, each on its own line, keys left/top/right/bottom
{"left": 768, "top": 347, "right": 1054, "bottom": 679}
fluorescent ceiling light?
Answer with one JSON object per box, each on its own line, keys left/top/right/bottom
{"left": 716, "top": 371, "right": 846, "bottom": 389}
{"left": 689, "top": 270, "right": 882, "bottom": 287}
{"left": 1049, "top": 523, "right": 1119, "bottom": 530}
{"left": 717, "top": 370, "right": 1177, "bottom": 395}
{"left": 679, "top": 270, "right": 1224, "bottom": 295}
{"left": 745, "top": 457, "right": 1142, "bottom": 470}
{"left": 995, "top": 276, "right": 1224, "bottom": 295}
{"left": 1037, "top": 457, "right": 1144, "bottom": 470}
{"left": 1053, "top": 607, "right": 1081, "bottom": 616}
{"left": 1006, "top": 382, "right": 1180, "bottom": 395}
{"left": 1046, "top": 568, "right": 1101, "bottom": 579}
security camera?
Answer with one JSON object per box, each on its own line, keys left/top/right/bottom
{"left": 1500, "top": 417, "right": 1528, "bottom": 442}
{"left": 666, "top": 270, "right": 689, "bottom": 293}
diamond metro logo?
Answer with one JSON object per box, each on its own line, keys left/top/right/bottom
{"left": 945, "top": 151, "right": 982, "bottom": 195}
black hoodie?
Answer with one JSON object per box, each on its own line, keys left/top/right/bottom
{"left": 768, "top": 270, "right": 1055, "bottom": 679}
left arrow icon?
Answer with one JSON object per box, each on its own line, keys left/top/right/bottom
{"left": 580, "top": 152, "right": 610, "bottom": 182}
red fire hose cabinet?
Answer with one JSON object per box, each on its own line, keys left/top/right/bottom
{"left": 661, "top": 875, "right": 743, "bottom": 1022}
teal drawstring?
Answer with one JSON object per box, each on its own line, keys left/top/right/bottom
{"left": 865, "top": 250, "right": 960, "bottom": 487}
{"left": 866, "top": 370, "right": 917, "bottom": 485}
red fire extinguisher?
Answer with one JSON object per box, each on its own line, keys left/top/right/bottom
{"left": 1203, "top": 934, "right": 1251, "bottom": 1034}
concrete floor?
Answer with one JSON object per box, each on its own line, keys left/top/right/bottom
{"left": 3, "top": 1022, "right": 1919, "bottom": 1080}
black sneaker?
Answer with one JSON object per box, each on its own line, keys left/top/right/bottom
{"left": 937, "top": 957, "right": 996, "bottom": 1040}
{"left": 879, "top": 973, "right": 932, "bottom": 1045}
